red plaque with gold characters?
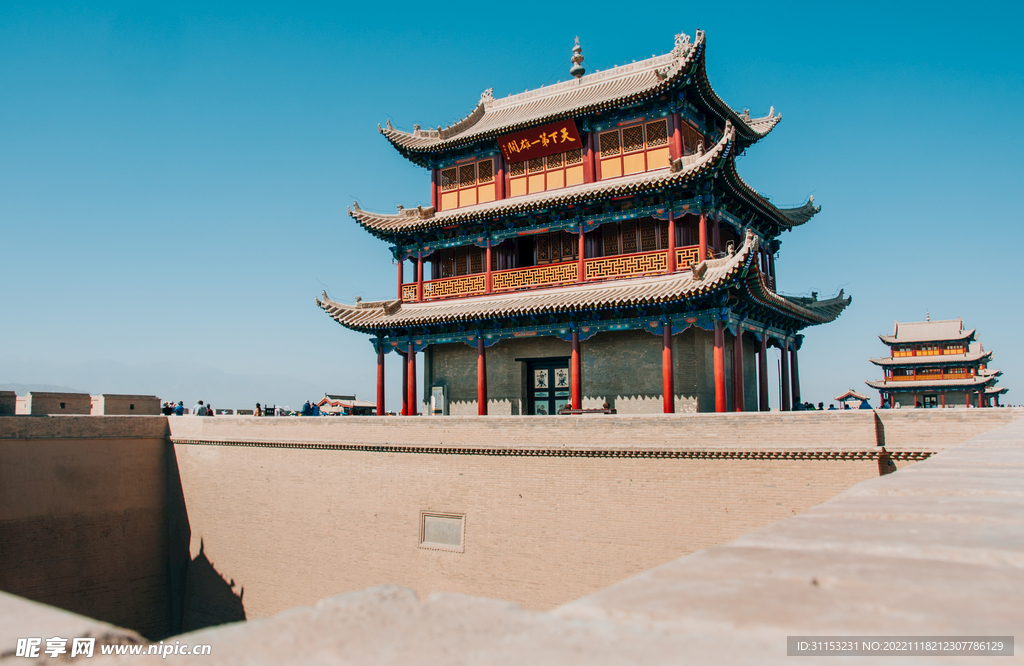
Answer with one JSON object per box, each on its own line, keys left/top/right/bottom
{"left": 497, "top": 119, "right": 582, "bottom": 163}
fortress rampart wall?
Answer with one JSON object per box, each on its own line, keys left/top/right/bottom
{"left": 1, "top": 409, "right": 1020, "bottom": 640}
{"left": 0, "top": 416, "right": 173, "bottom": 639}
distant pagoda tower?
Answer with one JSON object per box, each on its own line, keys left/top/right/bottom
{"left": 318, "top": 30, "right": 850, "bottom": 417}
{"left": 866, "top": 317, "right": 1007, "bottom": 408}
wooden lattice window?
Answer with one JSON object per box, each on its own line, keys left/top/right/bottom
{"left": 679, "top": 121, "right": 705, "bottom": 154}
{"left": 598, "top": 119, "right": 672, "bottom": 180}
{"left": 601, "top": 219, "right": 671, "bottom": 256}
{"left": 454, "top": 246, "right": 468, "bottom": 276}
{"left": 438, "top": 158, "right": 497, "bottom": 211}
{"left": 470, "top": 248, "right": 482, "bottom": 274}
{"left": 917, "top": 367, "right": 941, "bottom": 376}
{"left": 509, "top": 149, "right": 585, "bottom": 198}
{"left": 535, "top": 231, "right": 578, "bottom": 265}
{"left": 640, "top": 219, "right": 658, "bottom": 252}
{"left": 440, "top": 167, "right": 458, "bottom": 191}
{"left": 944, "top": 344, "right": 966, "bottom": 355}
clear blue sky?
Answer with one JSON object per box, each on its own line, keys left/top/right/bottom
{"left": 2, "top": 1, "right": 1021, "bottom": 409}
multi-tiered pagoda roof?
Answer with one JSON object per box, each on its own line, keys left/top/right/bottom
{"left": 866, "top": 318, "right": 1007, "bottom": 407}
{"left": 318, "top": 30, "right": 850, "bottom": 415}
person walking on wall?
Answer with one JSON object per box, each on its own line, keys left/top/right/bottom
{"left": 192, "top": 399, "right": 205, "bottom": 415}
{"left": 255, "top": 402, "right": 263, "bottom": 416}
{"left": 174, "top": 401, "right": 185, "bottom": 416}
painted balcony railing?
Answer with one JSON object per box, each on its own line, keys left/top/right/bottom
{"left": 401, "top": 244, "right": 715, "bottom": 302}
{"left": 887, "top": 372, "right": 974, "bottom": 382}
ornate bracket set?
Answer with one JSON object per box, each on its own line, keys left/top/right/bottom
{"left": 370, "top": 309, "right": 800, "bottom": 355}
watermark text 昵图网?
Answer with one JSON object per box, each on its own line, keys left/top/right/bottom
{"left": 15, "top": 637, "right": 212, "bottom": 658}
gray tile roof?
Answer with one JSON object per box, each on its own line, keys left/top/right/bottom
{"left": 317, "top": 231, "right": 847, "bottom": 333}
{"left": 379, "top": 31, "right": 780, "bottom": 156}
{"left": 865, "top": 376, "right": 996, "bottom": 390}
{"left": 869, "top": 350, "right": 992, "bottom": 367}
{"left": 878, "top": 318, "right": 974, "bottom": 345}
{"left": 351, "top": 124, "right": 734, "bottom": 237}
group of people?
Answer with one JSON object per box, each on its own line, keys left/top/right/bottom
{"left": 300, "top": 400, "right": 322, "bottom": 416}
{"left": 792, "top": 400, "right": 874, "bottom": 411}
{"left": 161, "top": 400, "right": 215, "bottom": 416}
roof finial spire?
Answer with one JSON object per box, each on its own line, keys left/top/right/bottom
{"left": 926, "top": 310, "right": 930, "bottom": 322}
{"left": 570, "top": 37, "right": 585, "bottom": 79}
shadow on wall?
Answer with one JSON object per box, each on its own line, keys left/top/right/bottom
{"left": 166, "top": 444, "right": 246, "bottom": 635}
{"left": 180, "top": 540, "right": 247, "bottom": 632}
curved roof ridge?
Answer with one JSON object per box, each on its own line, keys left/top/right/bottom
{"left": 690, "top": 48, "right": 780, "bottom": 146}
{"left": 379, "top": 31, "right": 734, "bottom": 157}
{"left": 350, "top": 122, "right": 735, "bottom": 239}
{"left": 778, "top": 196, "right": 821, "bottom": 225}
{"left": 721, "top": 158, "right": 818, "bottom": 230}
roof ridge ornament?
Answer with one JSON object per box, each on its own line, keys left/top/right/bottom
{"left": 570, "top": 37, "right": 585, "bottom": 80}
{"left": 480, "top": 88, "right": 494, "bottom": 108}
{"left": 673, "top": 31, "right": 692, "bottom": 55}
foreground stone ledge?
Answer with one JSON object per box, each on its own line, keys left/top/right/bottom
{"left": 0, "top": 591, "right": 143, "bottom": 662}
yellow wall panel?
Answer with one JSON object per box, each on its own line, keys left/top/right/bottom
{"left": 528, "top": 174, "right": 545, "bottom": 194}
{"left": 459, "top": 189, "right": 478, "bottom": 208}
{"left": 600, "top": 158, "right": 622, "bottom": 179}
{"left": 547, "top": 170, "right": 564, "bottom": 190}
{"left": 477, "top": 184, "right": 495, "bottom": 204}
{"left": 440, "top": 191, "right": 458, "bottom": 210}
{"left": 647, "top": 147, "right": 671, "bottom": 169}
{"left": 510, "top": 178, "right": 527, "bottom": 197}
{"left": 565, "top": 165, "right": 584, "bottom": 187}
{"left": 623, "top": 152, "right": 645, "bottom": 175}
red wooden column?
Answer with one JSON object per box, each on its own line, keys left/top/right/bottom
{"left": 732, "top": 329, "right": 745, "bottom": 412}
{"left": 667, "top": 211, "right": 677, "bottom": 273}
{"left": 430, "top": 169, "right": 438, "bottom": 210}
{"left": 416, "top": 252, "right": 424, "bottom": 302}
{"left": 577, "top": 225, "right": 586, "bottom": 283}
{"left": 965, "top": 391, "right": 970, "bottom": 408}
{"left": 790, "top": 343, "right": 801, "bottom": 407}
{"left": 670, "top": 113, "right": 683, "bottom": 160}
{"left": 584, "top": 134, "right": 596, "bottom": 183}
{"left": 758, "top": 336, "right": 770, "bottom": 411}
{"left": 477, "top": 336, "right": 487, "bottom": 416}
{"left": 376, "top": 347, "right": 385, "bottom": 416}
{"left": 397, "top": 257, "right": 404, "bottom": 301}
{"left": 399, "top": 349, "right": 408, "bottom": 416}
{"left": 941, "top": 393, "right": 946, "bottom": 408}
{"left": 978, "top": 390, "right": 983, "bottom": 408}
{"left": 662, "top": 324, "right": 674, "bottom": 413}
{"left": 780, "top": 340, "right": 791, "bottom": 411}
{"left": 485, "top": 239, "right": 493, "bottom": 293}
{"left": 698, "top": 215, "right": 708, "bottom": 262}
{"left": 495, "top": 156, "right": 506, "bottom": 200}
{"left": 406, "top": 344, "right": 417, "bottom": 416}
{"left": 713, "top": 321, "right": 726, "bottom": 413}
{"left": 571, "top": 329, "right": 582, "bottom": 410}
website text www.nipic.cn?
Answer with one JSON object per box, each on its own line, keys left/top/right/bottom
{"left": 15, "top": 637, "right": 212, "bottom": 659}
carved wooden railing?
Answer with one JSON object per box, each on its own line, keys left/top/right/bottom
{"left": 585, "top": 249, "right": 666, "bottom": 281}
{"left": 887, "top": 372, "right": 973, "bottom": 382}
{"left": 493, "top": 261, "right": 577, "bottom": 293}
{"left": 400, "top": 244, "right": 716, "bottom": 302}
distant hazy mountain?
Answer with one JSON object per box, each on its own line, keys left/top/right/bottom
{"left": 0, "top": 357, "right": 332, "bottom": 410}
{"left": 0, "top": 383, "right": 84, "bottom": 395}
